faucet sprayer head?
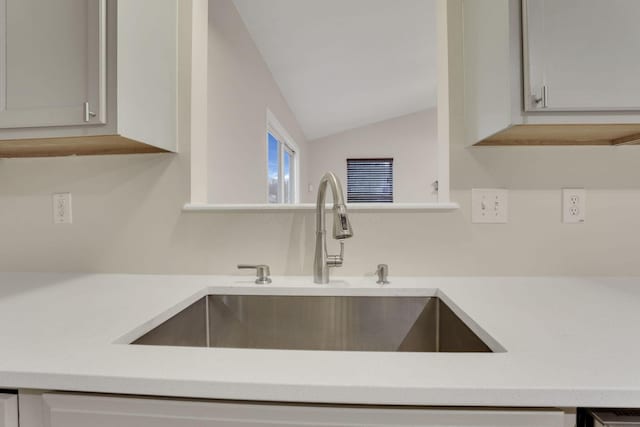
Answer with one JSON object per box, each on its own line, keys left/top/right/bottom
{"left": 332, "top": 204, "right": 353, "bottom": 239}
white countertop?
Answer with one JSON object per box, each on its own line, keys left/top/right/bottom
{"left": 0, "top": 273, "right": 638, "bottom": 407}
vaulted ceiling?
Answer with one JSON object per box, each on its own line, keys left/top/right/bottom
{"left": 232, "top": 0, "right": 437, "bottom": 140}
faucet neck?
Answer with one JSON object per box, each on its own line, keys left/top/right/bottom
{"left": 315, "top": 172, "right": 346, "bottom": 233}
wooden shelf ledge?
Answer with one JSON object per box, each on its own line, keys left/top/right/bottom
{"left": 0, "top": 135, "right": 170, "bottom": 158}
{"left": 475, "top": 124, "right": 640, "bottom": 146}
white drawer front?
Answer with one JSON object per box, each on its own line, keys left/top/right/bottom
{"left": 0, "top": 394, "right": 18, "bottom": 427}
{"left": 41, "top": 393, "right": 568, "bottom": 427}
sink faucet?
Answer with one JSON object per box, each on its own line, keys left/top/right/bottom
{"left": 314, "top": 172, "right": 353, "bottom": 284}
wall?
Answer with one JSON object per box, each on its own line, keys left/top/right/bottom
{"left": 4, "top": 146, "right": 640, "bottom": 276}
{"left": 207, "top": 0, "right": 307, "bottom": 204}
{"left": 306, "top": 109, "right": 438, "bottom": 203}
{"left": 2, "top": 1, "right": 640, "bottom": 277}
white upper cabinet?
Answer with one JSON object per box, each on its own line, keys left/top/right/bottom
{"left": 460, "top": 0, "right": 640, "bottom": 146}
{"left": 116, "top": 0, "right": 178, "bottom": 153}
{"left": 523, "top": 0, "right": 640, "bottom": 111}
{"left": 0, "top": 0, "right": 181, "bottom": 157}
{"left": 0, "top": 0, "right": 106, "bottom": 128}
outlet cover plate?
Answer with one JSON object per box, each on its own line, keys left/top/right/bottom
{"left": 53, "top": 193, "right": 72, "bottom": 224}
{"left": 562, "top": 188, "right": 586, "bottom": 224}
{"left": 472, "top": 189, "right": 508, "bottom": 223}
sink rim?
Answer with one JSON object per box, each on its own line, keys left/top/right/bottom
{"left": 115, "top": 287, "right": 506, "bottom": 353}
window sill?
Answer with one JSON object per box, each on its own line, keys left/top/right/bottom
{"left": 182, "top": 202, "right": 460, "bottom": 213}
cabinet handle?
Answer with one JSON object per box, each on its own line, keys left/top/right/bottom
{"left": 84, "top": 102, "right": 97, "bottom": 122}
{"left": 533, "top": 85, "right": 548, "bottom": 109}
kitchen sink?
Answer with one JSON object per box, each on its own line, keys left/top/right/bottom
{"left": 131, "top": 295, "right": 493, "bottom": 352}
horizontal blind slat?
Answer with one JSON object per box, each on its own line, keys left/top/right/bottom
{"left": 346, "top": 158, "right": 393, "bottom": 203}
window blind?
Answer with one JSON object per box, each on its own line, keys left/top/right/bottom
{"left": 346, "top": 158, "right": 393, "bottom": 203}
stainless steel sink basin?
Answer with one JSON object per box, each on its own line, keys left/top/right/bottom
{"left": 131, "top": 295, "right": 492, "bottom": 352}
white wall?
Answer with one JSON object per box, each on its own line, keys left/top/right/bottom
{"left": 306, "top": 109, "right": 438, "bottom": 203}
{"left": 4, "top": 147, "right": 640, "bottom": 276}
{"left": 3, "top": 1, "right": 640, "bottom": 277}
{"left": 207, "top": 0, "right": 307, "bottom": 203}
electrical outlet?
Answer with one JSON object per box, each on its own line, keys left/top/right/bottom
{"left": 53, "top": 193, "right": 72, "bottom": 224}
{"left": 472, "top": 189, "right": 508, "bottom": 223}
{"left": 562, "top": 188, "right": 585, "bottom": 223}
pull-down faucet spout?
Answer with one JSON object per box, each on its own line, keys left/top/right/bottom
{"left": 314, "top": 172, "right": 353, "bottom": 284}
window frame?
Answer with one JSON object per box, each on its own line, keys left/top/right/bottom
{"left": 266, "top": 109, "right": 299, "bottom": 204}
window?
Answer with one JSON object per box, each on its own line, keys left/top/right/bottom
{"left": 347, "top": 158, "right": 393, "bottom": 203}
{"left": 267, "top": 131, "right": 296, "bottom": 204}
{"left": 266, "top": 109, "right": 298, "bottom": 204}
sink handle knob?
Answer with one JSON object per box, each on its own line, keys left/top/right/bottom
{"left": 237, "top": 264, "right": 272, "bottom": 284}
{"left": 327, "top": 241, "right": 345, "bottom": 268}
{"left": 376, "top": 263, "right": 390, "bottom": 285}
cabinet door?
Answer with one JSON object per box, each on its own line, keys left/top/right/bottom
{"left": 0, "top": 394, "right": 18, "bottom": 427}
{"left": 523, "top": 0, "right": 640, "bottom": 111}
{"left": 35, "top": 393, "right": 568, "bottom": 427}
{"left": 0, "top": 0, "right": 106, "bottom": 128}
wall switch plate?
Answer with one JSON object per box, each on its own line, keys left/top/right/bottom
{"left": 562, "top": 188, "right": 585, "bottom": 223}
{"left": 472, "top": 189, "right": 508, "bottom": 223}
{"left": 53, "top": 193, "right": 72, "bottom": 224}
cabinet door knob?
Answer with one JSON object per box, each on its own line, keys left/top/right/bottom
{"left": 533, "top": 85, "right": 548, "bottom": 108}
{"left": 84, "top": 102, "right": 97, "bottom": 122}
